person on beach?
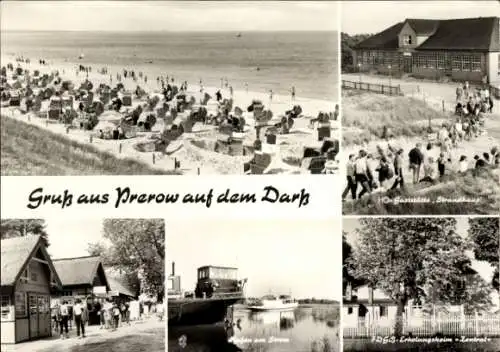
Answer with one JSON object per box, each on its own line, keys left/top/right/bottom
{"left": 408, "top": 143, "right": 424, "bottom": 184}
{"left": 112, "top": 302, "right": 121, "bottom": 331}
{"left": 342, "top": 154, "right": 357, "bottom": 200}
{"left": 225, "top": 78, "right": 228, "bottom": 88}
{"left": 354, "top": 150, "right": 371, "bottom": 198}
{"left": 390, "top": 148, "right": 404, "bottom": 190}
{"left": 333, "top": 104, "right": 339, "bottom": 121}
{"left": 437, "top": 152, "right": 447, "bottom": 178}
{"left": 420, "top": 157, "right": 436, "bottom": 184}
{"left": 269, "top": 89, "right": 273, "bottom": 102}
{"left": 458, "top": 155, "right": 468, "bottom": 173}
{"left": 375, "top": 156, "right": 393, "bottom": 190}
{"left": 474, "top": 155, "right": 487, "bottom": 169}
{"left": 245, "top": 82, "right": 248, "bottom": 93}
{"left": 291, "top": 86, "right": 296, "bottom": 101}
{"left": 73, "top": 298, "right": 87, "bottom": 338}
{"left": 216, "top": 90, "right": 222, "bottom": 102}
{"left": 229, "top": 86, "right": 233, "bottom": 98}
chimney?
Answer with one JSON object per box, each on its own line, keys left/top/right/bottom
{"left": 171, "top": 262, "right": 175, "bottom": 276}
{"left": 368, "top": 286, "right": 374, "bottom": 305}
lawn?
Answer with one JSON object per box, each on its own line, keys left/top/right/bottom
{"left": 1, "top": 115, "right": 180, "bottom": 175}
{"left": 37, "top": 328, "right": 165, "bottom": 352}
{"left": 342, "top": 90, "right": 448, "bottom": 146}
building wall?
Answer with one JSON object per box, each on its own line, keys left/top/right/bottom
{"left": 398, "top": 22, "right": 417, "bottom": 49}
{"left": 342, "top": 306, "right": 358, "bottom": 327}
{"left": 15, "top": 319, "right": 29, "bottom": 343}
{"left": 0, "top": 321, "right": 15, "bottom": 344}
{"left": 15, "top": 260, "right": 51, "bottom": 295}
{"left": 487, "top": 52, "right": 500, "bottom": 84}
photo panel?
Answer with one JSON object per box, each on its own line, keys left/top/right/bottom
{"left": 340, "top": 1, "right": 500, "bottom": 215}
{"left": 0, "top": 218, "right": 166, "bottom": 351}
{"left": 342, "top": 216, "right": 500, "bottom": 352}
{"left": 167, "top": 219, "right": 341, "bottom": 352}
{"left": 1, "top": 1, "right": 340, "bottom": 176}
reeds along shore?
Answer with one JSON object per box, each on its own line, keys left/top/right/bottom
{"left": 1, "top": 55, "right": 340, "bottom": 175}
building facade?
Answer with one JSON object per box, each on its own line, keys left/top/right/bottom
{"left": 353, "top": 17, "right": 500, "bottom": 84}
{"left": 1, "top": 236, "right": 62, "bottom": 345}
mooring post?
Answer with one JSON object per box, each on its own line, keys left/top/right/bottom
{"left": 119, "top": 143, "right": 122, "bottom": 154}
{"left": 152, "top": 153, "right": 156, "bottom": 164}
{"left": 197, "top": 167, "right": 200, "bottom": 175}
{"left": 442, "top": 100, "right": 445, "bottom": 113}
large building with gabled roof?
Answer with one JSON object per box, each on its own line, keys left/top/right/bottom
{"left": 352, "top": 17, "right": 500, "bottom": 84}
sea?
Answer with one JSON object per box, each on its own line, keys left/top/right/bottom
{"left": 1, "top": 31, "right": 338, "bottom": 101}
{"left": 168, "top": 307, "right": 339, "bottom": 352}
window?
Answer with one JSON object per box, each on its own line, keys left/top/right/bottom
{"left": 347, "top": 307, "right": 353, "bottom": 315}
{"left": 437, "top": 53, "right": 445, "bottom": 69}
{"left": 452, "top": 55, "right": 462, "bottom": 71}
{"left": 403, "top": 35, "right": 412, "bottom": 46}
{"left": 30, "top": 272, "right": 38, "bottom": 282}
{"left": 427, "top": 53, "right": 437, "bottom": 69}
{"left": 62, "top": 290, "right": 73, "bottom": 297}
{"left": 498, "top": 54, "right": 500, "bottom": 75}
{"left": 380, "top": 306, "right": 388, "bottom": 317}
{"left": 15, "top": 292, "right": 27, "bottom": 317}
{"left": 1, "top": 296, "right": 12, "bottom": 320}
{"left": 463, "top": 55, "right": 471, "bottom": 71}
{"left": 471, "top": 55, "right": 481, "bottom": 72}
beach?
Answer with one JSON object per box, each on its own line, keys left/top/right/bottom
{"left": 0, "top": 30, "right": 339, "bottom": 175}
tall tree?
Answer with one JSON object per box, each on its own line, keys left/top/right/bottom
{"left": 0, "top": 219, "right": 49, "bottom": 246}
{"left": 468, "top": 217, "right": 499, "bottom": 291}
{"left": 349, "top": 218, "right": 476, "bottom": 337}
{"left": 93, "top": 219, "right": 165, "bottom": 301}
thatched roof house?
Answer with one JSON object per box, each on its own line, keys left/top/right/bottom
{"left": 1, "top": 235, "right": 62, "bottom": 344}
{"left": 52, "top": 256, "right": 110, "bottom": 298}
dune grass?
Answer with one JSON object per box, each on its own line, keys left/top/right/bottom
{"left": 342, "top": 90, "right": 448, "bottom": 146}
{"left": 1, "top": 115, "right": 180, "bottom": 175}
{"left": 343, "top": 168, "right": 500, "bottom": 215}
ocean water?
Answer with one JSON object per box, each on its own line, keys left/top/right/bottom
{"left": 1, "top": 31, "right": 338, "bottom": 100}
{"left": 168, "top": 307, "right": 339, "bottom": 352}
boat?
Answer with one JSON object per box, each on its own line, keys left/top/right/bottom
{"left": 168, "top": 263, "right": 247, "bottom": 326}
{"left": 78, "top": 53, "right": 84, "bottom": 60}
{"left": 247, "top": 295, "right": 299, "bottom": 311}
{"left": 236, "top": 33, "right": 242, "bottom": 38}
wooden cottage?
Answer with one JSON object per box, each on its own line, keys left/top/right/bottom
{"left": 1, "top": 235, "right": 62, "bottom": 345}
{"left": 52, "top": 256, "right": 110, "bottom": 303}
{"left": 353, "top": 17, "right": 500, "bottom": 84}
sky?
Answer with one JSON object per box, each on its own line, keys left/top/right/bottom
{"left": 343, "top": 217, "right": 500, "bottom": 310}
{"left": 0, "top": 1, "right": 339, "bottom": 32}
{"left": 167, "top": 219, "right": 342, "bottom": 300}
{"left": 342, "top": 1, "right": 500, "bottom": 34}
{"left": 44, "top": 218, "right": 107, "bottom": 259}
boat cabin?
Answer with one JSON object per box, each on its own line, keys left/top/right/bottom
{"left": 194, "top": 266, "right": 242, "bottom": 299}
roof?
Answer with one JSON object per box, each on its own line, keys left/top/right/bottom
{"left": 52, "top": 256, "right": 108, "bottom": 288}
{"left": 107, "top": 276, "right": 136, "bottom": 298}
{"left": 406, "top": 19, "right": 440, "bottom": 36}
{"left": 354, "top": 22, "right": 405, "bottom": 49}
{"left": 1, "top": 235, "right": 62, "bottom": 287}
{"left": 355, "top": 17, "right": 499, "bottom": 52}
{"left": 198, "top": 265, "right": 238, "bottom": 270}
{"left": 417, "top": 17, "right": 499, "bottom": 52}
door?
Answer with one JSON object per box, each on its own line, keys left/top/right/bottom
{"left": 38, "top": 295, "right": 50, "bottom": 337}
{"left": 403, "top": 56, "right": 413, "bottom": 73}
{"left": 29, "top": 294, "right": 39, "bottom": 339}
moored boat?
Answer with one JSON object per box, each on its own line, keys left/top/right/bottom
{"left": 247, "top": 294, "right": 299, "bottom": 311}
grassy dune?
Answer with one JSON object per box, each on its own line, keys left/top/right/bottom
{"left": 343, "top": 168, "right": 500, "bottom": 215}
{"left": 342, "top": 90, "right": 448, "bottom": 145}
{"left": 1, "top": 116, "right": 179, "bottom": 175}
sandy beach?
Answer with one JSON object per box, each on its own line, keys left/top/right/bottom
{"left": 1, "top": 53, "right": 339, "bottom": 175}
